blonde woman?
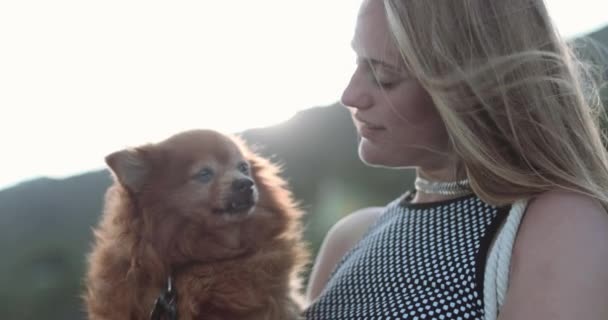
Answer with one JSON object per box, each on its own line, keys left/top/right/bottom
{"left": 305, "top": 0, "right": 608, "bottom": 319}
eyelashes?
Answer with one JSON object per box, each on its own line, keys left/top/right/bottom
{"left": 357, "top": 61, "right": 402, "bottom": 89}
{"left": 353, "top": 57, "right": 412, "bottom": 91}
{"left": 368, "top": 67, "right": 401, "bottom": 89}
{"left": 374, "top": 80, "right": 399, "bottom": 89}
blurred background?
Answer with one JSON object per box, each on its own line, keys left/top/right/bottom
{"left": 0, "top": 0, "right": 607, "bottom": 319}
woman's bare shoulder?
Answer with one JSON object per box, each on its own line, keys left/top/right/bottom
{"left": 499, "top": 189, "right": 608, "bottom": 319}
{"left": 305, "top": 206, "right": 384, "bottom": 304}
{"left": 331, "top": 206, "right": 385, "bottom": 236}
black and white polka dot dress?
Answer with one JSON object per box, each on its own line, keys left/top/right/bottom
{"left": 304, "top": 191, "right": 511, "bottom": 320}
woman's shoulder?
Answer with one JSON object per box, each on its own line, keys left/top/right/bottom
{"left": 319, "top": 206, "right": 386, "bottom": 259}
{"left": 319, "top": 205, "right": 386, "bottom": 264}
{"left": 331, "top": 206, "right": 385, "bottom": 235}
{"left": 512, "top": 189, "right": 608, "bottom": 278}
{"left": 305, "top": 206, "right": 385, "bottom": 303}
{"left": 500, "top": 189, "right": 608, "bottom": 318}
{"left": 514, "top": 189, "right": 608, "bottom": 257}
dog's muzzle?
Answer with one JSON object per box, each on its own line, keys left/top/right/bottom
{"left": 225, "top": 178, "right": 256, "bottom": 213}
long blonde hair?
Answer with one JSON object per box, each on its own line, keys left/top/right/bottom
{"left": 383, "top": 0, "right": 608, "bottom": 208}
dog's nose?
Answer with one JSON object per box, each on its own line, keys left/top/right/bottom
{"left": 232, "top": 178, "right": 254, "bottom": 193}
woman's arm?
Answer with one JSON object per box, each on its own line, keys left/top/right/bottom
{"left": 305, "top": 207, "right": 384, "bottom": 304}
{"left": 498, "top": 190, "right": 608, "bottom": 319}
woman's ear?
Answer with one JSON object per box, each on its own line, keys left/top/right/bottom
{"left": 105, "top": 148, "right": 149, "bottom": 193}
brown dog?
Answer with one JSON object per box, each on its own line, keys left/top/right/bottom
{"left": 84, "top": 129, "right": 309, "bottom": 320}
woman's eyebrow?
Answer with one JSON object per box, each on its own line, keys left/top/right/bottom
{"left": 370, "top": 58, "right": 401, "bottom": 71}
{"left": 351, "top": 41, "right": 404, "bottom": 72}
{"left": 356, "top": 56, "right": 402, "bottom": 72}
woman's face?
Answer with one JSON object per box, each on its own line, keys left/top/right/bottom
{"left": 342, "top": 0, "right": 451, "bottom": 171}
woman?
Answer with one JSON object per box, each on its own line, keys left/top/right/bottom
{"left": 305, "top": 0, "right": 608, "bottom": 319}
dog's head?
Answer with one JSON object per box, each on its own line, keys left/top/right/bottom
{"left": 103, "top": 129, "right": 304, "bottom": 272}
{"left": 106, "top": 130, "right": 260, "bottom": 228}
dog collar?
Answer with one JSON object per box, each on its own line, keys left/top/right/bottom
{"left": 149, "top": 276, "right": 178, "bottom": 320}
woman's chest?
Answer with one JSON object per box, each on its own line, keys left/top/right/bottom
{"left": 305, "top": 201, "right": 503, "bottom": 320}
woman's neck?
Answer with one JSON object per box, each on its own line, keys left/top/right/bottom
{"left": 411, "top": 167, "right": 471, "bottom": 204}
{"left": 409, "top": 189, "right": 470, "bottom": 204}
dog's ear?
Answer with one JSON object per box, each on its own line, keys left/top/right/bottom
{"left": 105, "top": 148, "right": 149, "bottom": 193}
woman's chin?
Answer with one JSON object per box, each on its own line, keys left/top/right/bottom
{"left": 358, "top": 138, "right": 421, "bottom": 169}
{"left": 358, "top": 139, "right": 394, "bottom": 167}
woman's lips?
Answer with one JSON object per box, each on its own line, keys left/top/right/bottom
{"left": 359, "top": 124, "right": 386, "bottom": 139}
{"left": 353, "top": 115, "right": 386, "bottom": 139}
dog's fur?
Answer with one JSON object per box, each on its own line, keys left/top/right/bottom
{"left": 84, "top": 130, "right": 309, "bottom": 320}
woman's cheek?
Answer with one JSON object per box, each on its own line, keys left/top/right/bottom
{"left": 388, "top": 88, "right": 437, "bottom": 126}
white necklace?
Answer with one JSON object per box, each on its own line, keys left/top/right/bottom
{"left": 414, "top": 176, "right": 472, "bottom": 196}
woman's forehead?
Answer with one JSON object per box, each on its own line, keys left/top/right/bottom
{"left": 352, "top": 0, "right": 403, "bottom": 68}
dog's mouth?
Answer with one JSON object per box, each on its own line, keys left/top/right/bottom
{"left": 212, "top": 194, "right": 257, "bottom": 215}
{"left": 211, "top": 178, "right": 258, "bottom": 215}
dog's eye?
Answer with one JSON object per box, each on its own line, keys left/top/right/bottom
{"left": 237, "top": 162, "right": 249, "bottom": 175}
{"left": 194, "top": 168, "right": 214, "bottom": 183}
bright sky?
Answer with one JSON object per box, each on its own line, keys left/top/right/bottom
{"left": 1, "top": 0, "right": 607, "bottom": 190}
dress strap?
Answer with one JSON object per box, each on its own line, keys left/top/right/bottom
{"left": 483, "top": 198, "right": 529, "bottom": 320}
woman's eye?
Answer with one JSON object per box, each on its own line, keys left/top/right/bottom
{"left": 369, "top": 69, "right": 400, "bottom": 89}
{"left": 194, "top": 168, "right": 214, "bottom": 183}
{"left": 369, "top": 73, "right": 398, "bottom": 89}
{"left": 374, "top": 79, "right": 396, "bottom": 89}
{"left": 238, "top": 162, "right": 249, "bottom": 175}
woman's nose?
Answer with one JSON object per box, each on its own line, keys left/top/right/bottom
{"left": 340, "top": 68, "right": 372, "bottom": 110}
